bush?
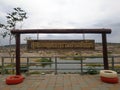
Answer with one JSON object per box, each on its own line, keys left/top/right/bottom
{"left": 85, "top": 63, "right": 103, "bottom": 67}
{"left": 35, "top": 58, "right": 52, "bottom": 68}
{"left": 86, "top": 66, "right": 98, "bottom": 75}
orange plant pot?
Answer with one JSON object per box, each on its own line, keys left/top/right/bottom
{"left": 6, "top": 75, "right": 24, "bottom": 85}
{"left": 100, "top": 76, "right": 119, "bottom": 84}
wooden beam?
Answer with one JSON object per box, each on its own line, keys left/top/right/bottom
{"left": 11, "top": 29, "right": 111, "bottom": 34}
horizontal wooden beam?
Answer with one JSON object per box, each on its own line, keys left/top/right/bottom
{"left": 11, "top": 29, "right": 111, "bottom": 34}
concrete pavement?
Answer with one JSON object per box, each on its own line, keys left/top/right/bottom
{"left": 0, "top": 74, "right": 120, "bottom": 90}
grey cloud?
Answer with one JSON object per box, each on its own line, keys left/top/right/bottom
{"left": 1, "top": 0, "right": 120, "bottom": 45}
{"left": 92, "top": 19, "right": 120, "bottom": 43}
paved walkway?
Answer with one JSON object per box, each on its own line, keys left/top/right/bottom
{"left": 0, "top": 74, "right": 120, "bottom": 90}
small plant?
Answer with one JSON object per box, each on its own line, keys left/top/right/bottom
{"left": 85, "top": 63, "right": 103, "bottom": 67}
{"left": 3, "top": 69, "right": 10, "bottom": 74}
{"left": 20, "top": 66, "right": 28, "bottom": 73}
{"left": 86, "top": 66, "right": 98, "bottom": 75}
{"left": 35, "top": 58, "right": 52, "bottom": 68}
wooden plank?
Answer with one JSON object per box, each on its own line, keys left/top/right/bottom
{"left": 27, "top": 40, "right": 95, "bottom": 50}
{"left": 11, "top": 29, "right": 111, "bottom": 34}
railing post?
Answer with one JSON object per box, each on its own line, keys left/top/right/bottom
{"left": 55, "top": 57, "right": 57, "bottom": 75}
{"left": 80, "top": 57, "right": 83, "bottom": 75}
{"left": 1, "top": 57, "right": 4, "bottom": 75}
{"left": 111, "top": 56, "right": 114, "bottom": 70}
{"left": 27, "top": 57, "right": 29, "bottom": 74}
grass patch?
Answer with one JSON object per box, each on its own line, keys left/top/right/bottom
{"left": 73, "top": 57, "right": 86, "bottom": 60}
{"left": 60, "top": 57, "right": 86, "bottom": 60}
{"left": 86, "top": 66, "right": 98, "bottom": 75}
{"left": 85, "top": 63, "right": 103, "bottom": 67}
{"left": 35, "top": 58, "right": 51, "bottom": 62}
{"left": 35, "top": 58, "right": 52, "bottom": 67}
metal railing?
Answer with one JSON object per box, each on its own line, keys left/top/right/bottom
{"left": 0, "top": 56, "right": 120, "bottom": 75}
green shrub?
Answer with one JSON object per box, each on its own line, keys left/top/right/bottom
{"left": 3, "top": 69, "right": 9, "bottom": 74}
{"left": 85, "top": 63, "right": 103, "bottom": 67}
{"left": 86, "top": 66, "right": 98, "bottom": 75}
{"left": 35, "top": 58, "right": 52, "bottom": 68}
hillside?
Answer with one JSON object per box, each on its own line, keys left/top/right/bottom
{"left": 0, "top": 43, "right": 120, "bottom": 57}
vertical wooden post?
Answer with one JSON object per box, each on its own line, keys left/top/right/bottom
{"left": 16, "top": 33, "right": 21, "bottom": 75}
{"left": 102, "top": 33, "right": 109, "bottom": 70}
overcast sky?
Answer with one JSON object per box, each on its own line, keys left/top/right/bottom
{"left": 0, "top": 0, "right": 120, "bottom": 45}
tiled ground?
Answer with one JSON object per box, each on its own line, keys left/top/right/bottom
{"left": 0, "top": 74, "right": 120, "bottom": 90}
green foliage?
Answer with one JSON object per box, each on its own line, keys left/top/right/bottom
{"left": 73, "top": 57, "right": 86, "bottom": 60}
{"left": 5, "top": 64, "right": 14, "bottom": 67}
{"left": 60, "top": 57, "right": 86, "bottom": 60}
{"left": 0, "top": 7, "right": 28, "bottom": 61}
{"left": 35, "top": 58, "right": 52, "bottom": 68}
{"left": 0, "top": 7, "right": 27, "bottom": 38}
{"left": 36, "top": 58, "right": 51, "bottom": 62}
{"left": 20, "top": 66, "right": 28, "bottom": 73}
{"left": 3, "top": 69, "right": 9, "bottom": 74}
{"left": 86, "top": 66, "right": 98, "bottom": 75}
{"left": 40, "top": 58, "right": 51, "bottom": 62}
{"left": 85, "top": 63, "right": 103, "bottom": 67}
{"left": 0, "top": 65, "right": 2, "bottom": 68}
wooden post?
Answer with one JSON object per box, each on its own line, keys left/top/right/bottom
{"left": 16, "top": 33, "right": 21, "bottom": 75}
{"left": 102, "top": 33, "right": 109, "bottom": 70}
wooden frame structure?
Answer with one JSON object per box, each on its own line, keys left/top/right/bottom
{"left": 11, "top": 29, "right": 111, "bottom": 75}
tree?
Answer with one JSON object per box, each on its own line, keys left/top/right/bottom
{"left": 0, "top": 7, "right": 27, "bottom": 74}
{"left": 0, "top": 7, "right": 27, "bottom": 50}
{"left": 0, "top": 7, "right": 27, "bottom": 37}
